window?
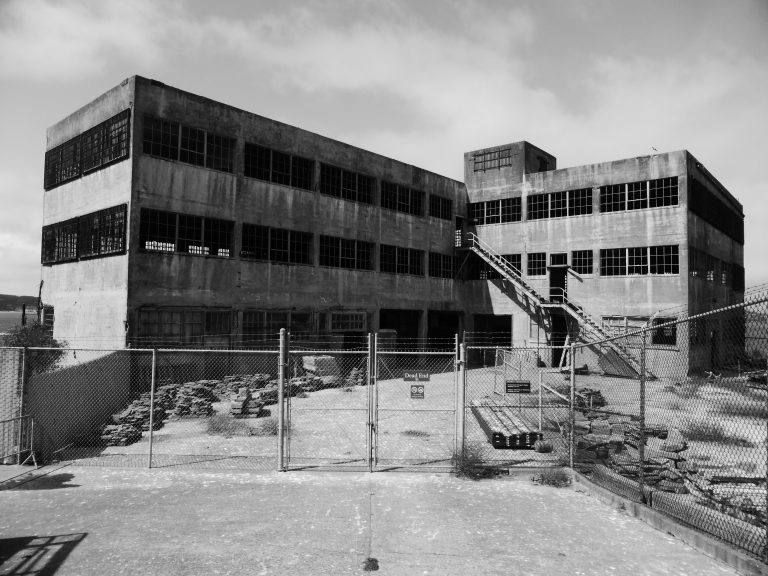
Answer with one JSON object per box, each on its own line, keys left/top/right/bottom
{"left": 690, "top": 178, "right": 744, "bottom": 244}
{"left": 44, "top": 110, "right": 131, "bottom": 190}
{"left": 568, "top": 188, "right": 592, "bottom": 216}
{"left": 319, "top": 235, "right": 373, "bottom": 270}
{"left": 205, "top": 133, "right": 235, "bottom": 172}
{"left": 627, "top": 181, "right": 648, "bottom": 210}
{"left": 291, "top": 156, "right": 314, "bottom": 190}
{"left": 142, "top": 116, "right": 179, "bottom": 161}
{"left": 733, "top": 264, "right": 745, "bottom": 292}
{"left": 689, "top": 247, "right": 702, "bottom": 277}
{"left": 627, "top": 247, "right": 648, "bottom": 275}
{"left": 527, "top": 194, "right": 548, "bottom": 220}
{"left": 382, "top": 184, "right": 423, "bottom": 217}
{"left": 41, "top": 218, "right": 78, "bottom": 264}
{"left": 241, "top": 224, "right": 313, "bottom": 265}
{"left": 649, "top": 177, "right": 678, "bottom": 207}
{"left": 180, "top": 125, "right": 205, "bottom": 166}
{"left": 599, "top": 184, "right": 625, "bottom": 212}
{"left": 79, "top": 205, "right": 127, "bottom": 259}
{"left": 720, "top": 262, "right": 729, "bottom": 286}
{"left": 428, "top": 252, "right": 455, "bottom": 279}
{"left": 429, "top": 195, "right": 452, "bottom": 220}
{"left": 527, "top": 252, "right": 546, "bottom": 276}
{"left": 271, "top": 150, "right": 291, "bottom": 185}
{"left": 137, "top": 308, "right": 233, "bottom": 346}
{"left": 468, "top": 202, "right": 485, "bottom": 224}
{"left": 205, "top": 311, "right": 232, "bottom": 337}
{"left": 473, "top": 148, "right": 515, "bottom": 172}
{"left": 241, "top": 224, "right": 269, "bottom": 260}
{"left": 705, "top": 254, "right": 716, "bottom": 282}
{"left": 649, "top": 245, "right": 679, "bottom": 274}
{"left": 550, "top": 191, "right": 567, "bottom": 218}
{"left": 600, "top": 248, "right": 626, "bottom": 276}
{"left": 139, "top": 209, "right": 233, "bottom": 258}
{"left": 380, "top": 244, "right": 423, "bottom": 276}
{"left": 507, "top": 254, "right": 522, "bottom": 276}
{"left": 572, "top": 250, "right": 593, "bottom": 274}
{"left": 651, "top": 317, "right": 677, "bottom": 346}
{"left": 320, "top": 163, "right": 374, "bottom": 204}
{"left": 485, "top": 200, "right": 500, "bottom": 224}
{"left": 244, "top": 143, "right": 271, "bottom": 180}
{"left": 501, "top": 198, "right": 522, "bottom": 222}
{"left": 550, "top": 253, "right": 567, "bottom": 266}
{"left": 331, "top": 311, "right": 366, "bottom": 331}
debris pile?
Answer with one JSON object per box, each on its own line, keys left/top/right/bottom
{"left": 344, "top": 367, "right": 366, "bottom": 387}
{"left": 230, "top": 387, "right": 269, "bottom": 418}
{"left": 172, "top": 382, "right": 217, "bottom": 417}
{"left": 112, "top": 398, "right": 166, "bottom": 431}
{"left": 100, "top": 423, "right": 142, "bottom": 446}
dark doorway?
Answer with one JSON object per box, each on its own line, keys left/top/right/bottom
{"left": 427, "top": 310, "right": 462, "bottom": 346}
{"left": 379, "top": 309, "right": 421, "bottom": 346}
{"left": 550, "top": 313, "right": 568, "bottom": 366}
{"left": 549, "top": 253, "right": 568, "bottom": 302}
{"left": 472, "top": 314, "right": 512, "bottom": 346}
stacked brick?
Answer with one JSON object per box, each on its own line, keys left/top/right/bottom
{"left": 172, "top": 382, "right": 217, "bottom": 417}
{"left": 229, "top": 387, "right": 269, "bottom": 418}
{"left": 100, "top": 424, "right": 143, "bottom": 446}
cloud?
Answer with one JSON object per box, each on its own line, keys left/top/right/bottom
{"left": 0, "top": 0, "right": 175, "bottom": 80}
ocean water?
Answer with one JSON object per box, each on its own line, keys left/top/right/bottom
{"left": 0, "top": 310, "right": 23, "bottom": 334}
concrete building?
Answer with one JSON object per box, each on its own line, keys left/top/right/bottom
{"left": 40, "top": 76, "right": 745, "bottom": 373}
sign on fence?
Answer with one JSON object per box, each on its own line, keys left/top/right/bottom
{"left": 505, "top": 380, "right": 531, "bottom": 394}
{"left": 410, "top": 385, "right": 425, "bottom": 399}
{"left": 404, "top": 371, "right": 430, "bottom": 381}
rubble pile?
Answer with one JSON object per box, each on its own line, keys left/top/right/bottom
{"left": 575, "top": 387, "right": 606, "bottom": 410}
{"left": 112, "top": 398, "right": 166, "bottom": 431}
{"left": 230, "top": 387, "right": 269, "bottom": 418}
{"left": 100, "top": 423, "right": 142, "bottom": 446}
{"left": 344, "top": 367, "right": 366, "bottom": 387}
{"left": 172, "top": 382, "right": 217, "bottom": 417}
{"left": 215, "top": 374, "right": 271, "bottom": 398}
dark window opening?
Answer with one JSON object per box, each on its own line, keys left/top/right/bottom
{"left": 143, "top": 116, "right": 179, "bottom": 161}
{"left": 429, "top": 195, "right": 452, "bottom": 220}
{"left": 271, "top": 150, "right": 291, "bottom": 185}
{"left": 599, "top": 184, "right": 625, "bottom": 212}
{"left": 180, "top": 125, "right": 205, "bottom": 166}
{"left": 291, "top": 156, "right": 314, "bottom": 190}
{"left": 649, "top": 245, "right": 679, "bottom": 274}
{"left": 205, "top": 133, "right": 235, "bottom": 172}
{"left": 244, "top": 143, "right": 271, "bottom": 181}
{"left": 652, "top": 318, "right": 677, "bottom": 346}
{"left": 428, "top": 252, "right": 455, "bottom": 279}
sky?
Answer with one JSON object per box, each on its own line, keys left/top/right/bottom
{"left": 0, "top": 0, "right": 766, "bottom": 297}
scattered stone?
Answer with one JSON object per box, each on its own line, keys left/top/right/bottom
{"left": 100, "top": 424, "right": 142, "bottom": 446}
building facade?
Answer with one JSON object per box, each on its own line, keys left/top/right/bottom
{"left": 40, "top": 76, "right": 745, "bottom": 372}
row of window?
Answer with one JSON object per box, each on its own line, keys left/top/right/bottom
{"left": 470, "top": 177, "right": 679, "bottom": 226}
{"left": 136, "top": 308, "right": 367, "bottom": 344}
{"left": 42, "top": 205, "right": 127, "bottom": 264}
{"left": 602, "top": 316, "right": 677, "bottom": 346}
{"left": 689, "top": 178, "right": 744, "bottom": 244}
{"left": 44, "top": 110, "right": 131, "bottom": 190}
{"left": 139, "top": 208, "right": 456, "bottom": 276}
{"left": 143, "top": 116, "right": 236, "bottom": 173}
{"left": 142, "top": 115, "right": 454, "bottom": 218}
{"left": 472, "top": 148, "right": 516, "bottom": 172}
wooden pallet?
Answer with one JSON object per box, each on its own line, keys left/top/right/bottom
{"left": 471, "top": 398, "right": 542, "bottom": 450}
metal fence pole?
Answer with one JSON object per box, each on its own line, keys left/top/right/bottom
{"left": 457, "top": 340, "right": 466, "bottom": 458}
{"left": 16, "top": 347, "right": 27, "bottom": 464}
{"left": 367, "top": 333, "right": 373, "bottom": 473}
{"left": 639, "top": 329, "right": 647, "bottom": 503}
{"left": 538, "top": 372, "right": 543, "bottom": 432}
{"left": 277, "top": 328, "right": 286, "bottom": 471}
{"left": 147, "top": 349, "right": 157, "bottom": 469}
{"left": 569, "top": 343, "right": 575, "bottom": 469}
{"left": 765, "top": 356, "right": 768, "bottom": 563}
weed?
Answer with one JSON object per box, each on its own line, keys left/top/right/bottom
{"left": 531, "top": 468, "right": 572, "bottom": 488}
{"left": 667, "top": 399, "right": 683, "bottom": 411}
{"left": 452, "top": 444, "right": 494, "bottom": 480}
{"left": 718, "top": 399, "right": 768, "bottom": 420}
{"left": 684, "top": 421, "right": 754, "bottom": 447}
{"left": 401, "top": 430, "right": 429, "bottom": 438}
{"left": 206, "top": 414, "right": 255, "bottom": 437}
{"left": 252, "top": 416, "right": 279, "bottom": 436}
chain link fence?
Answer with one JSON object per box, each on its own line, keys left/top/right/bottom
{"left": 572, "top": 292, "right": 768, "bottom": 559}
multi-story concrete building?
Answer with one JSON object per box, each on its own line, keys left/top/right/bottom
{"left": 40, "top": 76, "right": 745, "bottom": 374}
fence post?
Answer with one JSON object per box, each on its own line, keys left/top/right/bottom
{"left": 569, "top": 343, "right": 575, "bottom": 469}
{"left": 639, "top": 329, "right": 647, "bottom": 504}
{"left": 148, "top": 349, "right": 157, "bottom": 469}
{"left": 277, "top": 328, "right": 286, "bottom": 472}
{"left": 16, "top": 347, "right": 28, "bottom": 464}
{"left": 457, "top": 339, "right": 467, "bottom": 459}
{"left": 538, "top": 372, "right": 543, "bottom": 433}
{"left": 367, "top": 333, "right": 374, "bottom": 473}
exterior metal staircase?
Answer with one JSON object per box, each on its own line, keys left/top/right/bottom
{"left": 462, "top": 232, "right": 649, "bottom": 378}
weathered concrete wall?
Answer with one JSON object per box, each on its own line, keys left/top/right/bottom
{"left": 127, "top": 77, "right": 466, "bottom": 337}
{"left": 41, "top": 80, "right": 135, "bottom": 349}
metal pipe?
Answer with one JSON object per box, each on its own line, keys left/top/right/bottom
{"left": 457, "top": 341, "right": 467, "bottom": 459}
{"left": 148, "top": 349, "right": 157, "bottom": 469}
{"left": 17, "top": 348, "right": 27, "bottom": 464}
{"left": 367, "top": 333, "right": 373, "bottom": 473}
{"left": 569, "top": 343, "right": 576, "bottom": 469}
{"left": 639, "top": 330, "right": 647, "bottom": 504}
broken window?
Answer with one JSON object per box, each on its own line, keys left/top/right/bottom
{"left": 429, "top": 195, "right": 452, "bottom": 220}
{"left": 291, "top": 156, "right": 314, "bottom": 190}
{"left": 527, "top": 194, "right": 548, "bottom": 220}
{"left": 140, "top": 208, "right": 176, "bottom": 252}
{"left": 205, "top": 133, "right": 235, "bottom": 173}
{"left": 485, "top": 200, "right": 500, "bottom": 224}
{"left": 290, "top": 231, "right": 313, "bottom": 265}
{"left": 241, "top": 223, "right": 269, "bottom": 260}
{"left": 320, "top": 164, "right": 342, "bottom": 197}
{"left": 271, "top": 150, "right": 291, "bottom": 185}
{"left": 649, "top": 245, "right": 679, "bottom": 274}
{"left": 319, "top": 236, "right": 373, "bottom": 270}
{"left": 204, "top": 218, "right": 233, "bottom": 257}
{"left": 571, "top": 250, "right": 593, "bottom": 274}
{"left": 41, "top": 218, "right": 79, "bottom": 264}
{"left": 380, "top": 244, "right": 397, "bottom": 273}
{"left": 331, "top": 311, "right": 366, "bottom": 331}
{"left": 599, "top": 184, "right": 625, "bottom": 212}
{"left": 527, "top": 252, "right": 546, "bottom": 276}
{"left": 178, "top": 214, "right": 205, "bottom": 254}
{"left": 473, "top": 148, "right": 515, "bottom": 172}
{"left": 79, "top": 204, "right": 127, "bottom": 259}
{"left": 428, "top": 252, "right": 455, "bottom": 279}
{"left": 550, "top": 191, "right": 567, "bottom": 218}
{"left": 270, "top": 228, "right": 290, "bottom": 263}
{"left": 244, "top": 143, "right": 271, "bottom": 180}
{"left": 143, "top": 116, "right": 179, "bottom": 161}
{"left": 651, "top": 317, "right": 677, "bottom": 346}
{"left": 649, "top": 177, "right": 678, "bottom": 207}
{"left": 568, "top": 188, "right": 592, "bottom": 216}
{"left": 381, "top": 181, "right": 398, "bottom": 211}
{"left": 382, "top": 181, "right": 423, "bottom": 216}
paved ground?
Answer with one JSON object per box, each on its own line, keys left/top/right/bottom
{"left": 0, "top": 464, "right": 739, "bottom": 576}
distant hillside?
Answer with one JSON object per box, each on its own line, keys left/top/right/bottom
{"left": 0, "top": 294, "right": 38, "bottom": 311}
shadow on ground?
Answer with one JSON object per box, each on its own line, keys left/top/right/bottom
{"left": 0, "top": 533, "right": 86, "bottom": 575}
{"left": 2, "top": 473, "right": 79, "bottom": 491}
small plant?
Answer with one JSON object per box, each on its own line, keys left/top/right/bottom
{"left": 452, "top": 444, "right": 494, "bottom": 480}
{"left": 402, "top": 430, "right": 429, "bottom": 438}
{"left": 252, "top": 416, "right": 279, "bottom": 437}
{"left": 206, "top": 414, "right": 255, "bottom": 437}
{"left": 718, "top": 399, "right": 768, "bottom": 420}
{"left": 684, "top": 421, "right": 754, "bottom": 447}
{"left": 531, "top": 468, "right": 572, "bottom": 488}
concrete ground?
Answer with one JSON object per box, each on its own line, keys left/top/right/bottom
{"left": 0, "top": 464, "right": 740, "bottom": 576}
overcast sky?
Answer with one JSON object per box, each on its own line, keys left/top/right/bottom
{"left": 0, "top": 0, "right": 766, "bottom": 296}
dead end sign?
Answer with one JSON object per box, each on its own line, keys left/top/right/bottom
{"left": 404, "top": 371, "right": 430, "bottom": 382}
